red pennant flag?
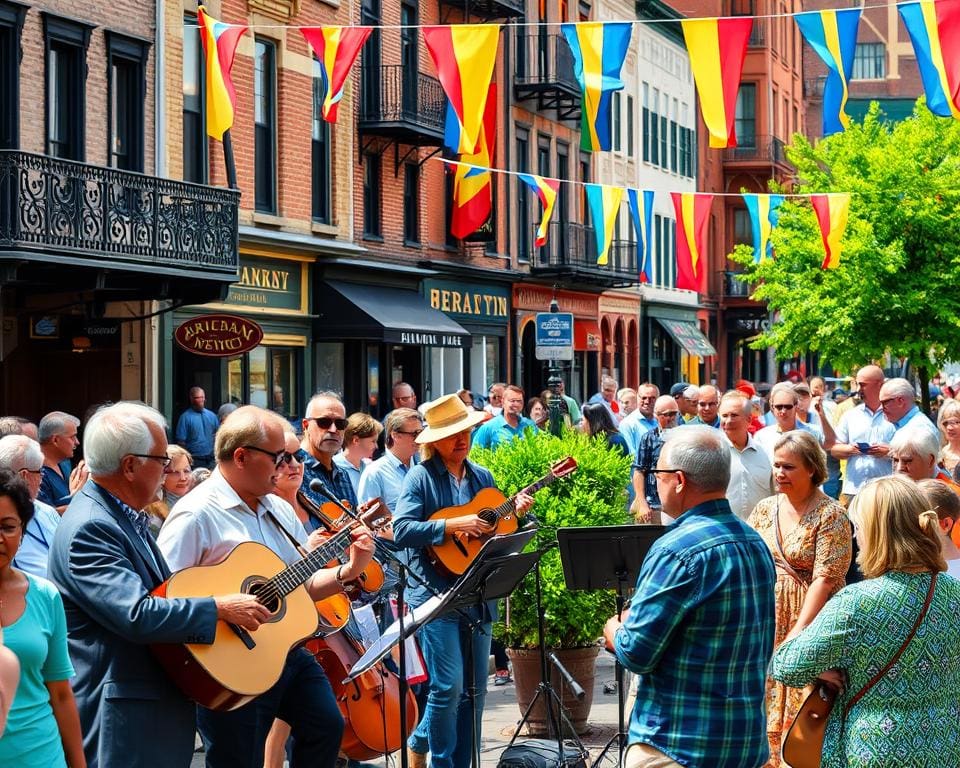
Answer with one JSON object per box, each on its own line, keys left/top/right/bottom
{"left": 451, "top": 84, "right": 497, "bottom": 239}
{"left": 300, "top": 26, "right": 372, "bottom": 124}
{"left": 671, "top": 192, "right": 713, "bottom": 292}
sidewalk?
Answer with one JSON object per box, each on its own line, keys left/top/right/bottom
{"left": 190, "top": 651, "right": 626, "bottom": 768}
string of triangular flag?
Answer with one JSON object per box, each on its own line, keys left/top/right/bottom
{"left": 439, "top": 158, "right": 853, "bottom": 282}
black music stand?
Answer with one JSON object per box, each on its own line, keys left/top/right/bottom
{"left": 350, "top": 530, "right": 538, "bottom": 768}
{"left": 556, "top": 525, "right": 667, "bottom": 768}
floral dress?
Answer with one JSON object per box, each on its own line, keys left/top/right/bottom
{"left": 749, "top": 495, "right": 852, "bottom": 767}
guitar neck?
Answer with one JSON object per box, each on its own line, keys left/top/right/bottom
{"left": 487, "top": 472, "right": 557, "bottom": 521}
{"left": 268, "top": 525, "right": 355, "bottom": 597}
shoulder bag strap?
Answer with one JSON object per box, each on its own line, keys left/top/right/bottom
{"left": 265, "top": 507, "right": 311, "bottom": 560}
{"left": 842, "top": 572, "right": 938, "bottom": 716}
{"left": 773, "top": 497, "right": 810, "bottom": 588}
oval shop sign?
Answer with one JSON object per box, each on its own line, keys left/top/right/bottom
{"left": 175, "top": 313, "right": 264, "bottom": 357}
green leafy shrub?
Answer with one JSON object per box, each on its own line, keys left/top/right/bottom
{"left": 470, "top": 428, "right": 631, "bottom": 648}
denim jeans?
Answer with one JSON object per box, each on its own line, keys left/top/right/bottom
{"left": 408, "top": 613, "right": 492, "bottom": 768}
{"left": 197, "top": 647, "right": 343, "bottom": 768}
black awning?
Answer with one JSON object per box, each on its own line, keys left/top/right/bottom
{"left": 318, "top": 280, "right": 470, "bottom": 348}
{"left": 656, "top": 318, "right": 717, "bottom": 357}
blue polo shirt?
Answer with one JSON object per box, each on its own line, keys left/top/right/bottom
{"left": 174, "top": 407, "right": 218, "bottom": 458}
{"left": 472, "top": 414, "right": 537, "bottom": 450}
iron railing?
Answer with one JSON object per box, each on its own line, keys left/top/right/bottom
{"left": 437, "top": 0, "right": 523, "bottom": 17}
{"left": 359, "top": 64, "right": 445, "bottom": 138}
{"left": 722, "top": 135, "right": 789, "bottom": 165}
{"left": 514, "top": 32, "right": 579, "bottom": 94}
{"left": 0, "top": 150, "right": 239, "bottom": 274}
{"left": 530, "top": 222, "right": 638, "bottom": 285}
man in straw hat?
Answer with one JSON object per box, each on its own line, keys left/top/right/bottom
{"left": 393, "top": 394, "right": 534, "bottom": 768}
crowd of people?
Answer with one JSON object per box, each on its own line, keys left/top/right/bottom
{"left": 1, "top": 366, "right": 960, "bottom": 768}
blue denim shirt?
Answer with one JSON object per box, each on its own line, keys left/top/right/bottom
{"left": 392, "top": 454, "right": 496, "bottom": 612}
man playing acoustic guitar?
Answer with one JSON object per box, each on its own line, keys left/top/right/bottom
{"left": 158, "top": 406, "right": 376, "bottom": 768}
{"left": 393, "top": 394, "right": 533, "bottom": 768}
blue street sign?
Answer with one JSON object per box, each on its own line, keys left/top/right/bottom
{"left": 535, "top": 312, "right": 574, "bottom": 361}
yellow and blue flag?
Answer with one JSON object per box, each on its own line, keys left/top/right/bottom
{"left": 585, "top": 184, "right": 623, "bottom": 265}
{"left": 560, "top": 22, "right": 633, "bottom": 152}
{"left": 518, "top": 174, "right": 560, "bottom": 248}
{"left": 898, "top": 0, "right": 960, "bottom": 119}
{"left": 627, "top": 189, "right": 654, "bottom": 282}
{"left": 795, "top": 9, "right": 861, "bottom": 136}
{"left": 743, "top": 193, "right": 785, "bottom": 262}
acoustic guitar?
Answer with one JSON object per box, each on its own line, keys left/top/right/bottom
{"left": 426, "top": 456, "right": 577, "bottom": 578}
{"left": 151, "top": 503, "right": 390, "bottom": 712}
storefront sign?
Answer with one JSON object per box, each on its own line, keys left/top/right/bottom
{"left": 513, "top": 285, "right": 598, "bottom": 318}
{"left": 175, "top": 313, "right": 264, "bottom": 357}
{"left": 535, "top": 312, "right": 574, "bottom": 361}
{"left": 222, "top": 256, "right": 305, "bottom": 313}
{"left": 395, "top": 331, "right": 465, "bottom": 347}
{"left": 423, "top": 280, "right": 510, "bottom": 323}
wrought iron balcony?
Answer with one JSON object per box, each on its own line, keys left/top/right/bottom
{"left": 437, "top": 0, "right": 523, "bottom": 18}
{"left": 529, "top": 223, "right": 638, "bottom": 287}
{"left": 804, "top": 77, "right": 827, "bottom": 98}
{"left": 0, "top": 150, "right": 239, "bottom": 301}
{"left": 723, "top": 270, "right": 753, "bottom": 298}
{"left": 722, "top": 134, "right": 790, "bottom": 166}
{"left": 359, "top": 64, "right": 446, "bottom": 146}
{"left": 513, "top": 33, "right": 581, "bottom": 122}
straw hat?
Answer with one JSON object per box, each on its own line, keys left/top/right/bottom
{"left": 416, "top": 393, "right": 490, "bottom": 444}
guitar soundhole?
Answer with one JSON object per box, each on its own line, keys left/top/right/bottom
{"left": 479, "top": 509, "right": 497, "bottom": 525}
{"left": 243, "top": 576, "right": 283, "bottom": 616}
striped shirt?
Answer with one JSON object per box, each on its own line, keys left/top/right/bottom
{"left": 614, "top": 499, "right": 776, "bottom": 768}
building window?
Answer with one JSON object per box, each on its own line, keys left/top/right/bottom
{"left": 642, "top": 83, "right": 650, "bottom": 163}
{"left": 735, "top": 83, "right": 757, "bottom": 148}
{"left": 254, "top": 38, "right": 277, "bottom": 213}
{"left": 852, "top": 42, "right": 885, "bottom": 80}
{"left": 107, "top": 33, "right": 148, "bottom": 172}
{"left": 182, "top": 13, "right": 206, "bottom": 183}
{"left": 516, "top": 128, "right": 530, "bottom": 262}
{"left": 613, "top": 91, "right": 621, "bottom": 152}
{"left": 311, "top": 59, "right": 331, "bottom": 223}
{"left": 557, "top": 142, "right": 569, "bottom": 259}
{"left": 659, "top": 111, "right": 668, "bottom": 170}
{"left": 626, "top": 95, "right": 634, "bottom": 157}
{"left": 0, "top": 3, "right": 26, "bottom": 150}
{"left": 733, "top": 208, "right": 751, "bottom": 245}
{"left": 403, "top": 163, "right": 419, "bottom": 244}
{"left": 44, "top": 14, "right": 92, "bottom": 161}
{"left": 361, "top": 0, "right": 381, "bottom": 116}
{"left": 670, "top": 121, "right": 678, "bottom": 173}
{"left": 362, "top": 152, "right": 381, "bottom": 238}
{"left": 650, "top": 88, "right": 659, "bottom": 166}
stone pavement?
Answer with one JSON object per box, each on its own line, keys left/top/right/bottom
{"left": 191, "top": 650, "right": 626, "bottom": 768}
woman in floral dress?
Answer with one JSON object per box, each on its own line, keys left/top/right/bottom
{"left": 749, "top": 430, "right": 851, "bottom": 767}
{"left": 772, "top": 476, "right": 960, "bottom": 767}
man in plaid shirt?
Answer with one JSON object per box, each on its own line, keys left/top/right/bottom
{"left": 605, "top": 426, "right": 776, "bottom": 768}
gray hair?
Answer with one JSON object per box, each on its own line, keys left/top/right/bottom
{"left": 720, "top": 390, "right": 752, "bottom": 417}
{"left": 882, "top": 377, "right": 916, "bottom": 401}
{"left": 661, "top": 425, "right": 730, "bottom": 492}
{"left": 601, "top": 375, "right": 618, "bottom": 389}
{"left": 682, "top": 385, "right": 699, "bottom": 400}
{"left": 84, "top": 402, "right": 167, "bottom": 476}
{"left": 889, "top": 427, "right": 940, "bottom": 463}
{"left": 0, "top": 417, "right": 25, "bottom": 437}
{"left": 769, "top": 382, "right": 799, "bottom": 404}
{"left": 0, "top": 435, "right": 43, "bottom": 471}
{"left": 38, "top": 411, "right": 80, "bottom": 443}
{"left": 305, "top": 391, "right": 344, "bottom": 418}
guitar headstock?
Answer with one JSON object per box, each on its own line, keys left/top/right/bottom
{"left": 550, "top": 456, "right": 577, "bottom": 479}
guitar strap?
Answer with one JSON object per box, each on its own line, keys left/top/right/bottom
{"left": 265, "top": 507, "right": 311, "bottom": 560}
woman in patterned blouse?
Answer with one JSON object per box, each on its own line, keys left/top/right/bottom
{"left": 771, "top": 475, "right": 960, "bottom": 768}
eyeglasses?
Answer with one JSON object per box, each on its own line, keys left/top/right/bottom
{"left": 649, "top": 468, "right": 682, "bottom": 477}
{"left": 395, "top": 429, "right": 424, "bottom": 438}
{"left": 879, "top": 397, "right": 899, "bottom": 409}
{"left": 312, "top": 416, "right": 349, "bottom": 431}
{"left": 128, "top": 454, "right": 173, "bottom": 468}
{"left": 242, "top": 445, "right": 289, "bottom": 467}
{"left": 18, "top": 468, "right": 42, "bottom": 475}
{"left": 697, "top": 401, "right": 719, "bottom": 408}
{"left": 655, "top": 411, "right": 679, "bottom": 418}
{"left": 771, "top": 404, "right": 796, "bottom": 412}
{"left": 942, "top": 419, "right": 960, "bottom": 429}
{"left": 0, "top": 521, "right": 22, "bottom": 537}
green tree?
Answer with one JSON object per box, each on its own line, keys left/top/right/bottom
{"left": 729, "top": 102, "right": 960, "bottom": 410}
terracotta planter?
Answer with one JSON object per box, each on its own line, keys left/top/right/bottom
{"left": 506, "top": 645, "right": 600, "bottom": 737}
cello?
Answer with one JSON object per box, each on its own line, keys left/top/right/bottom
{"left": 305, "top": 618, "right": 419, "bottom": 758}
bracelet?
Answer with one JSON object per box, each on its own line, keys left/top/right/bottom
{"left": 335, "top": 565, "right": 348, "bottom": 586}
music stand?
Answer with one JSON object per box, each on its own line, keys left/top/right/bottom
{"left": 349, "top": 530, "right": 539, "bottom": 768}
{"left": 556, "top": 525, "right": 667, "bottom": 768}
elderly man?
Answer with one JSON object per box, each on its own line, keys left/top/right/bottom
{"left": 754, "top": 383, "right": 828, "bottom": 462}
{"left": 358, "top": 407, "right": 422, "bottom": 511}
{"left": 48, "top": 402, "right": 264, "bottom": 768}
{"left": 619, "top": 383, "right": 659, "bottom": 457}
{"left": 159, "top": 406, "right": 375, "bottom": 768}
{"left": 630, "top": 395, "right": 679, "bottom": 525}
{"left": 691, "top": 385, "right": 720, "bottom": 428}
{"left": 586, "top": 375, "right": 621, "bottom": 423}
{"left": 37, "top": 411, "right": 86, "bottom": 512}
{"left": 889, "top": 427, "right": 959, "bottom": 487}
{"left": 879, "top": 377, "right": 938, "bottom": 436}
{"left": 0, "top": 435, "right": 61, "bottom": 577}
{"left": 676, "top": 385, "right": 699, "bottom": 423}
{"left": 603, "top": 426, "right": 775, "bottom": 768}
{"left": 719, "top": 392, "right": 774, "bottom": 520}
{"left": 831, "top": 365, "right": 896, "bottom": 507}
{"left": 388, "top": 381, "right": 418, "bottom": 417}
{"left": 297, "top": 392, "right": 358, "bottom": 511}
{"left": 175, "top": 386, "right": 219, "bottom": 469}
{"left": 473, "top": 385, "right": 535, "bottom": 450}
{"left": 617, "top": 388, "right": 638, "bottom": 417}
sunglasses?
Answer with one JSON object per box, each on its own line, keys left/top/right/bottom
{"left": 243, "top": 445, "right": 293, "bottom": 467}
{"left": 771, "top": 404, "right": 795, "bottom": 412}
{"left": 312, "top": 416, "right": 349, "bottom": 430}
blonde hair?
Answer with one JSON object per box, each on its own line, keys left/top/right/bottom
{"left": 773, "top": 430, "right": 828, "bottom": 487}
{"left": 849, "top": 475, "right": 946, "bottom": 578}
{"left": 166, "top": 444, "right": 193, "bottom": 466}
{"left": 938, "top": 398, "right": 960, "bottom": 435}
{"left": 917, "top": 478, "right": 960, "bottom": 523}
{"left": 344, "top": 412, "right": 383, "bottom": 444}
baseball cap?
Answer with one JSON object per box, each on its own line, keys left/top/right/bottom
{"left": 669, "top": 382, "right": 688, "bottom": 398}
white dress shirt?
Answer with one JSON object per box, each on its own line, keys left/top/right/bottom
{"left": 724, "top": 434, "right": 775, "bottom": 521}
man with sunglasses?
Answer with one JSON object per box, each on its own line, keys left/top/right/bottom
{"left": 754, "top": 382, "right": 826, "bottom": 463}
{"left": 296, "top": 392, "right": 359, "bottom": 512}
{"left": 630, "top": 395, "right": 679, "bottom": 524}
{"left": 359, "top": 408, "right": 423, "bottom": 513}
{"left": 159, "top": 405, "right": 375, "bottom": 768}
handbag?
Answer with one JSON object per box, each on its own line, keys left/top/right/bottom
{"left": 782, "top": 572, "right": 938, "bottom": 768}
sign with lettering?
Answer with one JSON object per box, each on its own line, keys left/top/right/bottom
{"left": 222, "top": 256, "right": 304, "bottom": 313}
{"left": 394, "top": 331, "right": 465, "bottom": 347}
{"left": 535, "top": 312, "right": 574, "bottom": 361}
{"left": 513, "top": 285, "right": 599, "bottom": 318}
{"left": 423, "top": 280, "right": 510, "bottom": 324}
{"left": 175, "top": 314, "right": 264, "bottom": 357}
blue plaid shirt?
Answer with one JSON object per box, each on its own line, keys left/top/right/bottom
{"left": 297, "top": 448, "right": 358, "bottom": 512}
{"left": 633, "top": 428, "right": 666, "bottom": 508}
{"left": 614, "top": 499, "right": 776, "bottom": 768}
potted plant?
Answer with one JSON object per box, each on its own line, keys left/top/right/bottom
{"left": 470, "top": 427, "right": 631, "bottom": 735}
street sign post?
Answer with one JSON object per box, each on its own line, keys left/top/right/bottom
{"left": 535, "top": 312, "right": 574, "bottom": 361}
